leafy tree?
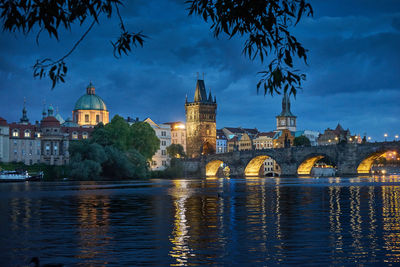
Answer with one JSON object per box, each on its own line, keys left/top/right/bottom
{"left": 167, "top": 144, "right": 186, "bottom": 158}
{"left": 0, "top": 0, "right": 144, "bottom": 88}
{"left": 70, "top": 160, "right": 102, "bottom": 180}
{"left": 130, "top": 122, "right": 160, "bottom": 160}
{"left": 104, "top": 115, "right": 132, "bottom": 151}
{"left": 126, "top": 148, "right": 149, "bottom": 178}
{"left": 187, "top": 0, "right": 313, "bottom": 96}
{"left": 69, "top": 141, "right": 107, "bottom": 163}
{"left": 101, "top": 146, "right": 135, "bottom": 179}
{"left": 293, "top": 135, "right": 311, "bottom": 147}
{"left": 0, "top": 1, "right": 312, "bottom": 95}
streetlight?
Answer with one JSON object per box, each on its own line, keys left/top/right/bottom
{"left": 384, "top": 133, "right": 388, "bottom": 142}
{"left": 368, "top": 137, "right": 371, "bottom": 142}
{"left": 395, "top": 135, "right": 399, "bottom": 142}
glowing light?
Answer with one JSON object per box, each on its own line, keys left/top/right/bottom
{"left": 174, "top": 124, "right": 185, "bottom": 129}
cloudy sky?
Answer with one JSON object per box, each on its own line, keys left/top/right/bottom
{"left": 0, "top": 0, "right": 399, "bottom": 141}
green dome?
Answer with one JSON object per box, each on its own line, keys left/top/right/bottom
{"left": 74, "top": 94, "right": 107, "bottom": 111}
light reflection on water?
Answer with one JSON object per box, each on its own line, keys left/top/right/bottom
{"left": 2, "top": 176, "right": 400, "bottom": 265}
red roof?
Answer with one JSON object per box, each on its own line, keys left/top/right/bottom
{"left": 0, "top": 117, "right": 7, "bottom": 126}
{"left": 41, "top": 116, "right": 60, "bottom": 127}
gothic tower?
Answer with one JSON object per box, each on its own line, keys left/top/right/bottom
{"left": 276, "top": 92, "right": 297, "bottom": 131}
{"left": 185, "top": 79, "right": 217, "bottom": 158}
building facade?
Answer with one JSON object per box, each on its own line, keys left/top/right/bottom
{"left": 165, "top": 121, "right": 186, "bottom": 152}
{"left": 216, "top": 129, "right": 227, "bottom": 154}
{"left": 276, "top": 92, "right": 297, "bottom": 132}
{"left": 40, "top": 116, "right": 70, "bottom": 165}
{"left": 0, "top": 117, "right": 9, "bottom": 163}
{"left": 73, "top": 83, "right": 109, "bottom": 127}
{"left": 318, "top": 124, "right": 351, "bottom": 146}
{"left": 145, "top": 118, "right": 171, "bottom": 171}
{"left": 185, "top": 79, "right": 217, "bottom": 158}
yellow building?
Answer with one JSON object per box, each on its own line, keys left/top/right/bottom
{"left": 73, "top": 83, "right": 109, "bottom": 127}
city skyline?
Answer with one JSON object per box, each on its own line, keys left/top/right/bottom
{"left": 0, "top": 0, "right": 399, "bottom": 140}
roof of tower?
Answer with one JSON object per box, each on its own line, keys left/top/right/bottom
{"left": 278, "top": 92, "right": 295, "bottom": 117}
{"left": 194, "top": 79, "right": 208, "bottom": 102}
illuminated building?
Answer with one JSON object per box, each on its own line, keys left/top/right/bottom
{"left": 0, "top": 117, "right": 9, "bottom": 163}
{"left": 145, "top": 118, "right": 171, "bottom": 170}
{"left": 73, "top": 83, "right": 109, "bottom": 127}
{"left": 276, "top": 92, "right": 296, "bottom": 132}
{"left": 216, "top": 129, "right": 227, "bottom": 153}
{"left": 318, "top": 124, "right": 351, "bottom": 145}
{"left": 185, "top": 79, "right": 217, "bottom": 158}
{"left": 165, "top": 121, "right": 186, "bottom": 152}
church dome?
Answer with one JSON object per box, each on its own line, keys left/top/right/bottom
{"left": 74, "top": 83, "right": 107, "bottom": 111}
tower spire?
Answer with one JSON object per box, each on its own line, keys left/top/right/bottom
{"left": 20, "top": 98, "right": 29, "bottom": 124}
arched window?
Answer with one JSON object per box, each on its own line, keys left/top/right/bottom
{"left": 82, "top": 132, "right": 88, "bottom": 139}
{"left": 85, "top": 114, "right": 89, "bottom": 123}
{"left": 12, "top": 129, "right": 19, "bottom": 137}
{"left": 96, "top": 114, "right": 100, "bottom": 123}
{"left": 24, "top": 130, "right": 31, "bottom": 138}
{"left": 72, "top": 131, "right": 78, "bottom": 139}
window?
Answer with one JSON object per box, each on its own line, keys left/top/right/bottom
{"left": 152, "top": 161, "right": 157, "bottom": 166}
{"left": 96, "top": 114, "right": 100, "bottom": 123}
{"left": 161, "top": 150, "right": 166, "bottom": 156}
{"left": 24, "top": 130, "right": 31, "bottom": 138}
{"left": 82, "top": 132, "right": 88, "bottom": 139}
{"left": 162, "top": 161, "right": 167, "bottom": 166}
{"left": 85, "top": 114, "right": 89, "bottom": 123}
{"left": 37, "top": 133, "right": 41, "bottom": 138}
{"left": 75, "top": 114, "right": 79, "bottom": 122}
{"left": 161, "top": 140, "right": 166, "bottom": 146}
{"left": 161, "top": 131, "right": 166, "bottom": 136}
{"left": 72, "top": 132, "right": 78, "bottom": 139}
{"left": 12, "top": 129, "right": 19, "bottom": 137}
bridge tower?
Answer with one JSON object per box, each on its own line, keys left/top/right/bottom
{"left": 185, "top": 79, "right": 217, "bottom": 158}
{"left": 276, "top": 92, "right": 297, "bottom": 131}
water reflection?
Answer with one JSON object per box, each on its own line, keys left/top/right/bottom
{"left": 75, "top": 190, "right": 112, "bottom": 265}
{"left": 2, "top": 177, "right": 400, "bottom": 265}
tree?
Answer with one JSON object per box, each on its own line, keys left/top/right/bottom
{"left": 187, "top": 0, "right": 313, "bottom": 96}
{"left": 293, "top": 135, "right": 311, "bottom": 147}
{"left": 167, "top": 144, "right": 186, "bottom": 158}
{"left": 130, "top": 122, "right": 160, "bottom": 160}
{"left": 1, "top": 0, "right": 312, "bottom": 95}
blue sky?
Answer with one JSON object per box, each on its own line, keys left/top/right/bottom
{"left": 0, "top": 0, "right": 399, "bottom": 141}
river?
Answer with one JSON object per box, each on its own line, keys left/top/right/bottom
{"left": 1, "top": 176, "right": 400, "bottom": 266}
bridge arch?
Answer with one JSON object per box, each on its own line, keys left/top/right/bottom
{"left": 245, "top": 155, "right": 280, "bottom": 177}
{"left": 357, "top": 149, "right": 399, "bottom": 174}
{"left": 297, "top": 153, "right": 336, "bottom": 176}
{"left": 205, "top": 160, "right": 230, "bottom": 177}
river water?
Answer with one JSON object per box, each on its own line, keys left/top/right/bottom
{"left": 1, "top": 176, "right": 400, "bottom": 266}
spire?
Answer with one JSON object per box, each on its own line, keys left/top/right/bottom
{"left": 20, "top": 98, "right": 29, "bottom": 124}
{"left": 279, "top": 92, "right": 295, "bottom": 117}
{"left": 193, "top": 80, "right": 208, "bottom": 102}
{"left": 42, "top": 100, "right": 47, "bottom": 118}
{"left": 185, "top": 94, "right": 188, "bottom": 103}
{"left": 208, "top": 90, "right": 212, "bottom": 102}
{"left": 214, "top": 96, "right": 216, "bottom": 103}
{"left": 87, "top": 82, "right": 95, "bottom": 95}
{"left": 48, "top": 104, "right": 54, "bottom": 117}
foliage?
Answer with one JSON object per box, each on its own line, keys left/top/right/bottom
{"left": 130, "top": 122, "right": 160, "bottom": 160}
{"left": 293, "top": 135, "right": 311, "bottom": 147}
{"left": 68, "top": 115, "right": 153, "bottom": 180}
{"left": 0, "top": 0, "right": 145, "bottom": 88}
{"left": 70, "top": 159, "right": 102, "bottom": 180}
{"left": 150, "top": 158, "right": 184, "bottom": 178}
{"left": 187, "top": 0, "right": 313, "bottom": 96}
{"left": 167, "top": 144, "right": 186, "bottom": 158}
{"left": 1, "top": 1, "right": 312, "bottom": 95}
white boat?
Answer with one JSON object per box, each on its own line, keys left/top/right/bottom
{"left": 0, "top": 170, "right": 43, "bottom": 182}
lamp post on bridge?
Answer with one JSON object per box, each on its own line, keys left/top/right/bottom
{"left": 395, "top": 135, "right": 399, "bottom": 142}
{"left": 384, "top": 133, "right": 388, "bottom": 142}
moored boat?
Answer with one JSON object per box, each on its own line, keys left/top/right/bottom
{"left": 0, "top": 170, "right": 43, "bottom": 182}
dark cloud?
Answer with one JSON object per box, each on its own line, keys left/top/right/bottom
{"left": 0, "top": 0, "right": 399, "bottom": 141}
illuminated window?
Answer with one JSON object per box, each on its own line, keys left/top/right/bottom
{"left": 85, "top": 114, "right": 89, "bottom": 123}
{"left": 37, "top": 133, "right": 41, "bottom": 138}
{"left": 12, "top": 129, "right": 19, "bottom": 137}
{"left": 72, "top": 132, "right": 78, "bottom": 139}
{"left": 82, "top": 132, "right": 88, "bottom": 139}
{"left": 24, "top": 130, "right": 31, "bottom": 138}
{"left": 96, "top": 114, "right": 100, "bottom": 123}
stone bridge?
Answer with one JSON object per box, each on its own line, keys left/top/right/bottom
{"left": 187, "top": 142, "right": 400, "bottom": 177}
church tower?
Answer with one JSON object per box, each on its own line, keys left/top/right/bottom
{"left": 185, "top": 79, "right": 217, "bottom": 158}
{"left": 276, "top": 92, "right": 296, "bottom": 131}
